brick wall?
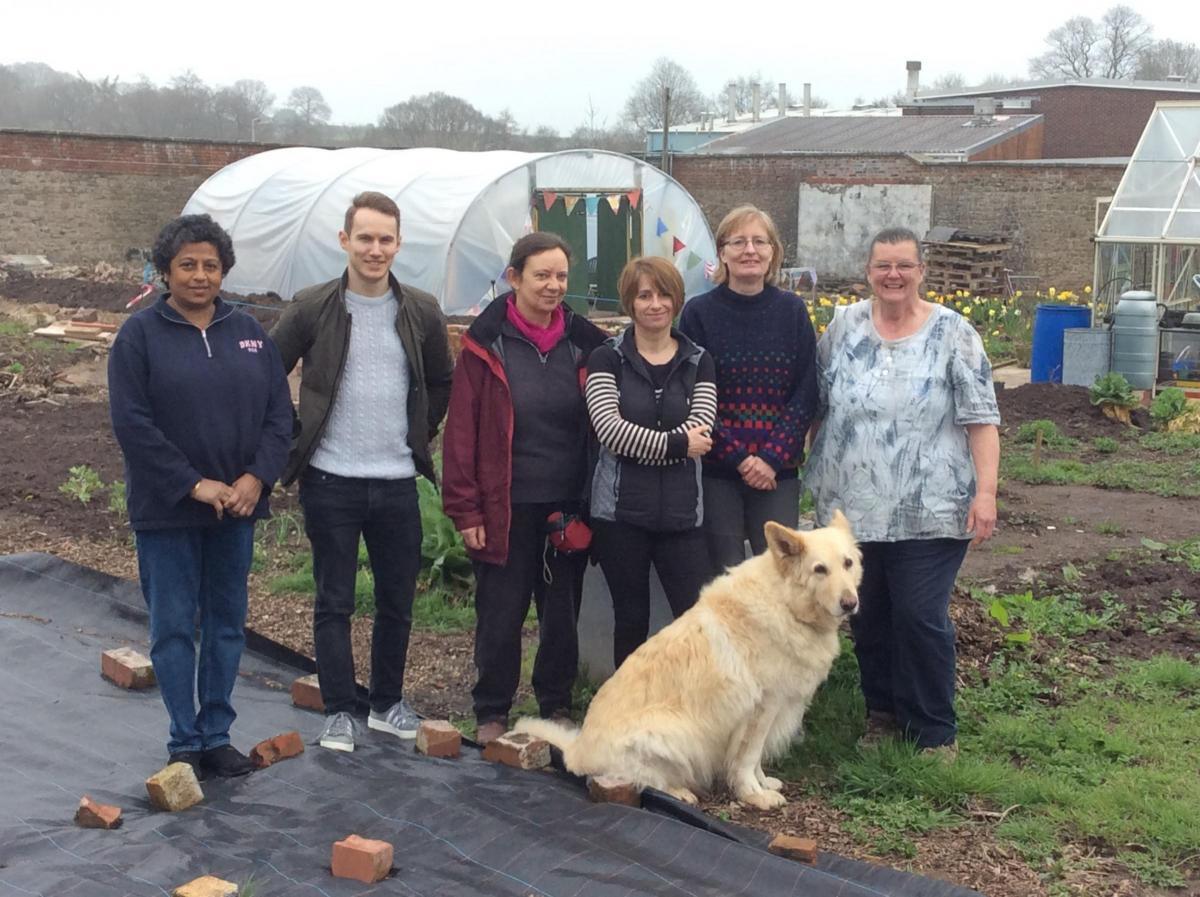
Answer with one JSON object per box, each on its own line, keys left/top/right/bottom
{"left": 0, "top": 130, "right": 270, "bottom": 262}
{"left": 671, "top": 154, "right": 1125, "bottom": 286}
{"left": 905, "top": 86, "right": 1200, "bottom": 158}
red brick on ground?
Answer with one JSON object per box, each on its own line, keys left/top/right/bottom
{"left": 482, "top": 732, "right": 550, "bottom": 770}
{"left": 101, "top": 646, "right": 156, "bottom": 689}
{"left": 415, "top": 720, "right": 461, "bottom": 759}
{"left": 171, "top": 874, "right": 238, "bottom": 897}
{"left": 586, "top": 775, "right": 642, "bottom": 807}
{"left": 145, "top": 762, "right": 204, "bottom": 812}
{"left": 74, "top": 795, "right": 122, "bottom": 829}
{"left": 331, "top": 834, "right": 393, "bottom": 884}
{"left": 250, "top": 730, "right": 305, "bottom": 768}
{"left": 768, "top": 833, "right": 818, "bottom": 864}
{"left": 290, "top": 673, "right": 324, "bottom": 712}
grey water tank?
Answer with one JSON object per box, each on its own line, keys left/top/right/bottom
{"left": 1111, "top": 290, "right": 1160, "bottom": 389}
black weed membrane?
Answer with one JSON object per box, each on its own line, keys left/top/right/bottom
{"left": 0, "top": 553, "right": 979, "bottom": 897}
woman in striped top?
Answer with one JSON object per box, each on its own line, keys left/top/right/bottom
{"left": 586, "top": 256, "right": 718, "bottom": 668}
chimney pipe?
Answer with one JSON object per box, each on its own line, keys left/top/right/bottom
{"left": 778, "top": 82, "right": 787, "bottom": 117}
{"left": 906, "top": 60, "right": 921, "bottom": 99}
{"left": 752, "top": 83, "right": 761, "bottom": 122}
{"left": 803, "top": 83, "right": 812, "bottom": 117}
{"left": 726, "top": 82, "right": 737, "bottom": 123}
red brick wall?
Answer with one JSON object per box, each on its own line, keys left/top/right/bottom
{"left": 671, "top": 154, "right": 1125, "bottom": 286}
{"left": 905, "top": 86, "right": 1199, "bottom": 158}
{"left": 0, "top": 130, "right": 273, "bottom": 262}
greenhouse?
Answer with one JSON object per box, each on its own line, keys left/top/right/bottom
{"left": 182, "top": 147, "right": 717, "bottom": 314}
{"left": 1095, "top": 101, "right": 1200, "bottom": 314}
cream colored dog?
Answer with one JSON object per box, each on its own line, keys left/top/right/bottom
{"left": 516, "top": 512, "right": 861, "bottom": 809}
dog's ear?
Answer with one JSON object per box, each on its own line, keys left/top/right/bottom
{"left": 764, "top": 521, "right": 805, "bottom": 559}
{"left": 829, "top": 509, "right": 853, "bottom": 535}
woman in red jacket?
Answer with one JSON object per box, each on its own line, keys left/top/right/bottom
{"left": 442, "top": 233, "right": 606, "bottom": 745}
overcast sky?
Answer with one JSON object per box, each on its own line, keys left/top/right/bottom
{"left": 3, "top": 0, "right": 1194, "bottom": 134}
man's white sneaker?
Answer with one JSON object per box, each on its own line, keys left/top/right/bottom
{"left": 368, "top": 699, "right": 420, "bottom": 739}
{"left": 318, "top": 711, "right": 358, "bottom": 752}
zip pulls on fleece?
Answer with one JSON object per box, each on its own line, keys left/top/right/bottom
{"left": 155, "top": 294, "right": 235, "bottom": 357}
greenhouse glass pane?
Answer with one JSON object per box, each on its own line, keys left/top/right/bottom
{"left": 1104, "top": 209, "right": 1170, "bottom": 238}
{"left": 1162, "top": 108, "right": 1200, "bottom": 156}
{"left": 1112, "top": 160, "right": 1187, "bottom": 210}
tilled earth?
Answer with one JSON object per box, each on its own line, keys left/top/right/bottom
{"left": 2, "top": 291, "right": 1198, "bottom": 897}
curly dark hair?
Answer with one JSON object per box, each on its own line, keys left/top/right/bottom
{"left": 151, "top": 214, "right": 236, "bottom": 281}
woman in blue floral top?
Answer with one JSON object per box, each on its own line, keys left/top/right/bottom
{"left": 806, "top": 227, "right": 1000, "bottom": 758}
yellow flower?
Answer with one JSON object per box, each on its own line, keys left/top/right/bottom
{"left": 1015, "top": 290, "right": 1023, "bottom": 299}
{"left": 926, "top": 290, "right": 936, "bottom": 298}
{"left": 1013, "top": 309, "right": 1021, "bottom": 316}
{"left": 1049, "top": 287, "right": 1057, "bottom": 297}
{"left": 988, "top": 309, "right": 996, "bottom": 317}
{"left": 1084, "top": 285, "right": 1093, "bottom": 294}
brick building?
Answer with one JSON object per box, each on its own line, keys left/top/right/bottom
{"left": 902, "top": 78, "right": 1200, "bottom": 159}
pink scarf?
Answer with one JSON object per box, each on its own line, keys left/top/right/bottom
{"left": 506, "top": 295, "right": 566, "bottom": 354}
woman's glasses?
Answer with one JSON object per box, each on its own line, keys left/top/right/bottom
{"left": 723, "top": 237, "right": 771, "bottom": 251}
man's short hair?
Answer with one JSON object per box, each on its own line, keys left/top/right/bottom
{"left": 344, "top": 191, "right": 401, "bottom": 235}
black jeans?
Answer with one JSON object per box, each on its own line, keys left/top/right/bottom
{"left": 472, "top": 502, "right": 586, "bottom": 723}
{"left": 851, "top": 538, "right": 970, "bottom": 748}
{"left": 299, "top": 468, "right": 422, "bottom": 715}
{"left": 592, "top": 520, "right": 707, "bottom": 668}
{"left": 701, "top": 474, "right": 801, "bottom": 576}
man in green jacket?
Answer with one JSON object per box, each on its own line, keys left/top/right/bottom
{"left": 270, "top": 191, "right": 452, "bottom": 752}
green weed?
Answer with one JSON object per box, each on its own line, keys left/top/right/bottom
{"left": 1090, "top": 436, "right": 1119, "bottom": 453}
{"left": 1149, "top": 386, "right": 1189, "bottom": 427}
{"left": 417, "top": 478, "right": 472, "bottom": 586}
{"left": 107, "top": 479, "right": 126, "bottom": 518}
{"left": 1094, "top": 520, "right": 1124, "bottom": 535}
{"left": 5, "top": 361, "right": 24, "bottom": 374}
{"left": 1014, "top": 419, "right": 1076, "bottom": 448}
{"left": 0, "top": 320, "right": 31, "bottom": 336}
{"left": 58, "top": 465, "right": 104, "bottom": 504}
{"left": 1139, "top": 430, "right": 1200, "bottom": 455}
{"left": 991, "top": 544, "right": 1025, "bottom": 555}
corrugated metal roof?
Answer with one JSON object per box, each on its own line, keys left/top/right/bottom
{"left": 910, "top": 77, "right": 1200, "bottom": 101}
{"left": 695, "top": 114, "right": 1041, "bottom": 155}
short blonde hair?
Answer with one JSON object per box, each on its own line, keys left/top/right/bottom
{"left": 713, "top": 205, "right": 783, "bottom": 286}
{"left": 617, "top": 256, "right": 686, "bottom": 318}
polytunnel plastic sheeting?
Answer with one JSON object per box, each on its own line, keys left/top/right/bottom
{"left": 0, "top": 552, "right": 981, "bottom": 897}
{"left": 184, "top": 147, "right": 719, "bottom": 313}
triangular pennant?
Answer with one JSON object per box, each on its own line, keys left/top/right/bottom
{"left": 686, "top": 251, "right": 702, "bottom": 270}
{"left": 564, "top": 195, "right": 580, "bottom": 215}
{"left": 542, "top": 191, "right": 558, "bottom": 210}
{"left": 606, "top": 194, "right": 622, "bottom": 214}
{"left": 672, "top": 237, "right": 686, "bottom": 254}
{"left": 626, "top": 189, "right": 641, "bottom": 210}
{"left": 656, "top": 217, "right": 668, "bottom": 237}
{"left": 585, "top": 194, "right": 599, "bottom": 215}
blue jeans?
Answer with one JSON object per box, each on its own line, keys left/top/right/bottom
{"left": 135, "top": 519, "right": 255, "bottom": 755}
{"left": 299, "top": 469, "right": 422, "bottom": 715}
{"left": 851, "top": 538, "right": 970, "bottom": 748}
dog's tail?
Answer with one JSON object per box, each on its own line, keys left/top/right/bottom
{"left": 512, "top": 717, "right": 579, "bottom": 751}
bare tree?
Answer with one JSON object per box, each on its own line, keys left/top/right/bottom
{"left": 623, "top": 58, "right": 705, "bottom": 130}
{"left": 379, "top": 91, "right": 509, "bottom": 150}
{"left": 1030, "top": 15, "right": 1100, "bottom": 78}
{"left": 714, "top": 74, "right": 776, "bottom": 117}
{"left": 1096, "top": 5, "right": 1152, "bottom": 78}
{"left": 287, "top": 86, "right": 332, "bottom": 126}
{"left": 1135, "top": 39, "right": 1200, "bottom": 81}
{"left": 930, "top": 72, "right": 968, "bottom": 91}
{"left": 1030, "top": 6, "right": 1152, "bottom": 80}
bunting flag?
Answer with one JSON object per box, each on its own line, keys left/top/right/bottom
{"left": 606, "top": 194, "right": 622, "bottom": 214}
{"left": 585, "top": 194, "right": 599, "bottom": 215}
{"left": 563, "top": 195, "right": 580, "bottom": 215}
{"left": 542, "top": 191, "right": 557, "bottom": 210}
{"left": 655, "top": 217, "right": 668, "bottom": 237}
{"left": 672, "top": 237, "right": 686, "bottom": 254}
{"left": 626, "top": 189, "right": 642, "bottom": 210}
{"left": 686, "top": 251, "right": 702, "bottom": 270}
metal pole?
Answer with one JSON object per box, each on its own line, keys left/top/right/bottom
{"left": 660, "top": 87, "right": 671, "bottom": 173}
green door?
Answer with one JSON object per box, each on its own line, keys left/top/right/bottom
{"left": 534, "top": 192, "right": 589, "bottom": 315}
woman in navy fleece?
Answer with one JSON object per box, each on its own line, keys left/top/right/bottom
{"left": 108, "top": 215, "right": 292, "bottom": 779}
{"left": 678, "top": 205, "right": 819, "bottom": 576}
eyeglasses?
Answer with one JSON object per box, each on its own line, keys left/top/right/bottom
{"left": 723, "top": 237, "right": 772, "bottom": 251}
{"left": 869, "top": 262, "right": 922, "bottom": 274}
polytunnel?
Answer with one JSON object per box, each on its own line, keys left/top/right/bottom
{"left": 182, "top": 147, "right": 718, "bottom": 314}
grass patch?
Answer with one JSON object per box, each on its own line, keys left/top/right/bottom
{"left": 1094, "top": 520, "right": 1124, "bottom": 535}
{"left": 991, "top": 544, "right": 1025, "bottom": 555}
{"left": 1090, "top": 435, "right": 1119, "bottom": 454}
{"left": 0, "top": 320, "right": 32, "bottom": 336}
{"left": 1014, "top": 419, "right": 1077, "bottom": 449}
{"left": 1003, "top": 448, "right": 1200, "bottom": 497}
{"left": 772, "top": 611, "right": 1200, "bottom": 888}
{"left": 1139, "top": 430, "right": 1200, "bottom": 455}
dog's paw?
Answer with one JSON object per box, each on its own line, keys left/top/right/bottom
{"left": 666, "top": 787, "right": 699, "bottom": 805}
{"left": 758, "top": 775, "right": 783, "bottom": 791}
{"left": 740, "top": 789, "right": 787, "bottom": 810}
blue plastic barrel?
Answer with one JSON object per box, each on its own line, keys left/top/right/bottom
{"left": 1030, "top": 304, "right": 1093, "bottom": 383}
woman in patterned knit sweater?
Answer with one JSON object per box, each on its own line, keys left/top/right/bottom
{"left": 678, "top": 206, "right": 820, "bottom": 575}
{"left": 586, "top": 256, "right": 718, "bottom": 669}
